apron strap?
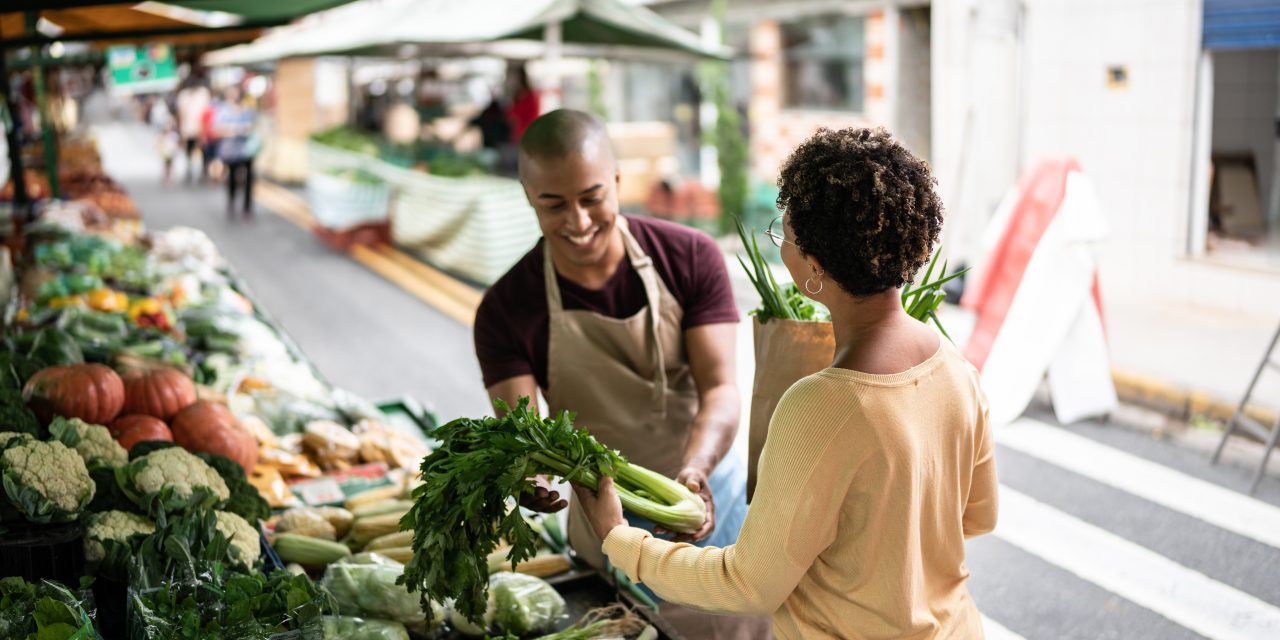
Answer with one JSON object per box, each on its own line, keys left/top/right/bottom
{"left": 542, "top": 217, "right": 668, "bottom": 418}
{"left": 619, "top": 220, "right": 669, "bottom": 419}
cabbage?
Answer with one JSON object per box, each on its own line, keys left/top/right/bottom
{"left": 321, "top": 615, "right": 409, "bottom": 640}
{"left": 320, "top": 552, "right": 444, "bottom": 635}
{"left": 449, "top": 573, "right": 566, "bottom": 637}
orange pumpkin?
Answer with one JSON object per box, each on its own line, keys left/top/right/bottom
{"left": 171, "top": 401, "right": 258, "bottom": 472}
{"left": 112, "top": 415, "right": 173, "bottom": 450}
{"left": 120, "top": 367, "right": 197, "bottom": 421}
{"left": 23, "top": 363, "right": 125, "bottom": 425}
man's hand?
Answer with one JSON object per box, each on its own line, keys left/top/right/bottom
{"left": 520, "top": 474, "right": 567, "bottom": 513}
{"left": 654, "top": 466, "right": 715, "bottom": 543}
{"left": 572, "top": 477, "right": 627, "bottom": 541}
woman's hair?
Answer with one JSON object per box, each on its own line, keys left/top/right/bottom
{"left": 777, "top": 127, "right": 943, "bottom": 296}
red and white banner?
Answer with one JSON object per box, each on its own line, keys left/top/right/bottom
{"left": 962, "top": 158, "right": 1117, "bottom": 427}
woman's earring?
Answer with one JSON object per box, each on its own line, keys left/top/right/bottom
{"left": 805, "top": 275, "right": 824, "bottom": 295}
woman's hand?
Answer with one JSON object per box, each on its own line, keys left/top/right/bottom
{"left": 654, "top": 466, "right": 715, "bottom": 542}
{"left": 572, "top": 477, "right": 627, "bottom": 541}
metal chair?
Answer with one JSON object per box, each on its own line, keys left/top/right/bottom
{"left": 1212, "top": 321, "right": 1280, "bottom": 493}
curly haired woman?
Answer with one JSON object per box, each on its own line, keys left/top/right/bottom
{"left": 576, "top": 127, "right": 999, "bottom": 639}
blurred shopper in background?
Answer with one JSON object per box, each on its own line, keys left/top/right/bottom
{"left": 213, "top": 86, "right": 260, "bottom": 217}
{"left": 175, "top": 75, "right": 212, "bottom": 183}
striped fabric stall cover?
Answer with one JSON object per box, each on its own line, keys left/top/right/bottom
{"left": 377, "top": 163, "right": 539, "bottom": 286}
{"left": 308, "top": 142, "right": 540, "bottom": 286}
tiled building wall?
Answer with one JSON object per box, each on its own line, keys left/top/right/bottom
{"left": 934, "top": 0, "right": 1280, "bottom": 315}
{"left": 747, "top": 11, "right": 890, "bottom": 180}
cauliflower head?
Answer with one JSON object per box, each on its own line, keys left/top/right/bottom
{"left": 131, "top": 447, "right": 230, "bottom": 501}
{"left": 84, "top": 510, "right": 154, "bottom": 562}
{"left": 216, "top": 510, "right": 261, "bottom": 567}
{"left": 50, "top": 418, "right": 127, "bottom": 468}
{"left": 0, "top": 437, "right": 94, "bottom": 523}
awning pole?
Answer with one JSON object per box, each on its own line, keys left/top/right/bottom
{"left": 26, "top": 12, "right": 59, "bottom": 199}
{"left": 543, "top": 20, "right": 562, "bottom": 112}
{"left": 0, "top": 30, "right": 30, "bottom": 217}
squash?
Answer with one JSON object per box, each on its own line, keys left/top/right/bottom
{"left": 171, "top": 400, "right": 258, "bottom": 472}
{"left": 111, "top": 414, "right": 173, "bottom": 450}
{"left": 23, "top": 363, "right": 124, "bottom": 424}
{"left": 119, "top": 366, "right": 196, "bottom": 420}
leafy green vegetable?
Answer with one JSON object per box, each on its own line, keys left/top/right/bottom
{"left": 734, "top": 217, "right": 811, "bottom": 323}
{"left": 735, "top": 217, "right": 967, "bottom": 335}
{"left": 128, "top": 505, "right": 332, "bottom": 637}
{"left": 399, "top": 398, "right": 705, "bottom": 624}
{"left": 0, "top": 352, "right": 46, "bottom": 391}
{"left": 489, "top": 572, "right": 565, "bottom": 636}
{"left": 320, "top": 552, "right": 442, "bottom": 636}
{"left": 321, "top": 616, "right": 410, "bottom": 640}
{"left": 0, "top": 576, "right": 99, "bottom": 640}
{"left": 27, "top": 327, "right": 84, "bottom": 366}
{"left": 87, "top": 465, "right": 138, "bottom": 513}
{"left": 132, "top": 563, "right": 333, "bottom": 639}
{"left": 311, "top": 127, "right": 381, "bottom": 156}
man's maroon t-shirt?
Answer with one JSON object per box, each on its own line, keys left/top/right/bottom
{"left": 474, "top": 215, "right": 740, "bottom": 391}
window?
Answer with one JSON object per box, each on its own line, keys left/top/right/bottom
{"left": 782, "top": 15, "right": 866, "bottom": 112}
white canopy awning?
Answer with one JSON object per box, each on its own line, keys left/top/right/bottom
{"left": 203, "top": 0, "right": 727, "bottom": 66}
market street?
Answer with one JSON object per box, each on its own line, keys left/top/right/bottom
{"left": 85, "top": 110, "right": 1280, "bottom": 640}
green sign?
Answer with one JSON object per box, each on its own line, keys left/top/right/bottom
{"left": 107, "top": 44, "right": 179, "bottom": 95}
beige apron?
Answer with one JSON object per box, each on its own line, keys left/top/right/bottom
{"left": 546, "top": 218, "right": 772, "bottom": 640}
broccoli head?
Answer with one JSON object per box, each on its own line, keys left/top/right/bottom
{"left": 0, "top": 388, "right": 41, "bottom": 439}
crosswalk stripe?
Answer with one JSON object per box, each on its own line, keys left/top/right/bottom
{"left": 996, "top": 417, "right": 1280, "bottom": 550}
{"left": 981, "top": 615, "right": 1026, "bottom": 640}
{"left": 994, "top": 486, "right": 1280, "bottom": 640}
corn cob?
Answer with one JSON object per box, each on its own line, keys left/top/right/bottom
{"left": 351, "top": 499, "right": 414, "bottom": 520}
{"left": 344, "top": 485, "right": 402, "bottom": 511}
{"left": 347, "top": 511, "right": 408, "bottom": 549}
{"left": 364, "top": 530, "right": 413, "bottom": 551}
{"left": 273, "top": 533, "right": 352, "bottom": 565}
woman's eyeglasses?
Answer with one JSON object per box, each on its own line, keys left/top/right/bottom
{"left": 764, "top": 216, "right": 791, "bottom": 248}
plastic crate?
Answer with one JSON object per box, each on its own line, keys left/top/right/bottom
{"left": 0, "top": 521, "right": 85, "bottom": 586}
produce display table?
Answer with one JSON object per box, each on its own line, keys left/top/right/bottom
{"left": 0, "top": 191, "right": 673, "bottom": 639}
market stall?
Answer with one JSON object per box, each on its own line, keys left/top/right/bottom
{"left": 0, "top": 197, "right": 679, "bottom": 639}
{"left": 1, "top": 15, "right": 683, "bottom": 640}
{"left": 202, "top": 0, "right": 726, "bottom": 286}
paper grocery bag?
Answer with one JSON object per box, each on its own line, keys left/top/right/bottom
{"left": 748, "top": 317, "right": 834, "bottom": 502}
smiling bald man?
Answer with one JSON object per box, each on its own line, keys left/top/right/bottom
{"left": 473, "top": 109, "right": 770, "bottom": 639}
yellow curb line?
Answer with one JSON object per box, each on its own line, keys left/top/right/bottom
{"left": 254, "top": 182, "right": 480, "bottom": 327}
{"left": 1111, "top": 368, "right": 1276, "bottom": 430}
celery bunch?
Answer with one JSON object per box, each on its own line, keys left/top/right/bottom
{"left": 398, "top": 398, "right": 705, "bottom": 625}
